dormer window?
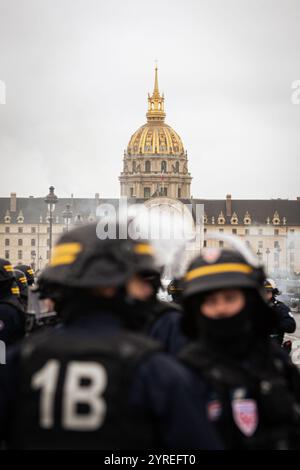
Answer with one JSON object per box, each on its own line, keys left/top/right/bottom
{"left": 230, "top": 212, "right": 238, "bottom": 225}
{"left": 272, "top": 211, "right": 280, "bottom": 225}
{"left": 4, "top": 214, "right": 11, "bottom": 224}
{"left": 244, "top": 211, "right": 252, "bottom": 225}
{"left": 217, "top": 211, "right": 225, "bottom": 225}
{"left": 17, "top": 210, "right": 24, "bottom": 224}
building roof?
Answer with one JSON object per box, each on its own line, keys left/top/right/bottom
{"left": 1, "top": 195, "right": 300, "bottom": 226}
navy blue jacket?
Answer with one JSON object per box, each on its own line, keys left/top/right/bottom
{"left": 0, "top": 302, "right": 25, "bottom": 346}
{"left": 270, "top": 299, "right": 296, "bottom": 345}
{"left": 149, "top": 310, "right": 189, "bottom": 355}
{"left": 0, "top": 311, "right": 222, "bottom": 449}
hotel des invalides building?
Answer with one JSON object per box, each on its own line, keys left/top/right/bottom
{"left": 0, "top": 68, "right": 300, "bottom": 279}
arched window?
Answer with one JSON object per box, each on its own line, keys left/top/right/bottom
{"left": 145, "top": 161, "right": 151, "bottom": 173}
{"left": 161, "top": 161, "right": 167, "bottom": 173}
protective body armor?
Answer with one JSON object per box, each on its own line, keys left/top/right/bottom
{"left": 9, "top": 327, "right": 160, "bottom": 449}
{"left": 180, "top": 341, "right": 300, "bottom": 450}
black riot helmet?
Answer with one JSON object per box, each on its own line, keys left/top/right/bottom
{"left": 0, "top": 258, "right": 20, "bottom": 299}
{"left": 182, "top": 249, "right": 265, "bottom": 300}
{"left": 264, "top": 278, "right": 280, "bottom": 297}
{"left": 167, "top": 278, "right": 183, "bottom": 303}
{"left": 39, "top": 222, "right": 160, "bottom": 291}
{"left": 0, "top": 258, "right": 15, "bottom": 283}
{"left": 14, "top": 264, "right": 35, "bottom": 286}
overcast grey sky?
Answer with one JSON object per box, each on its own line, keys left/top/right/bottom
{"left": 0, "top": 0, "right": 299, "bottom": 200}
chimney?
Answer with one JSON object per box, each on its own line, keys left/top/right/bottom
{"left": 226, "top": 194, "right": 232, "bottom": 217}
{"left": 95, "top": 192, "right": 100, "bottom": 207}
{"left": 10, "top": 192, "right": 17, "bottom": 212}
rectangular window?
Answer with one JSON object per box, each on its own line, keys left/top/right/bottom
{"left": 203, "top": 240, "right": 207, "bottom": 247}
{"left": 178, "top": 188, "right": 181, "bottom": 198}
{"left": 219, "top": 228, "right": 224, "bottom": 233}
{"left": 162, "top": 187, "right": 168, "bottom": 197}
{"left": 18, "top": 239, "right": 23, "bottom": 246}
{"left": 258, "top": 241, "right": 263, "bottom": 249}
{"left": 274, "top": 229, "right": 279, "bottom": 236}
{"left": 31, "top": 227, "right": 36, "bottom": 233}
{"left": 144, "top": 187, "right": 151, "bottom": 198}
{"left": 245, "top": 229, "right": 250, "bottom": 236}
{"left": 274, "top": 241, "right": 279, "bottom": 249}
{"left": 31, "top": 250, "right": 36, "bottom": 257}
{"left": 18, "top": 250, "right": 22, "bottom": 260}
{"left": 204, "top": 228, "right": 207, "bottom": 233}
{"left": 290, "top": 229, "right": 295, "bottom": 233}
{"left": 18, "top": 227, "right": 23, "bottom": 233}
{"left": 219, "top": 241, "right": 224, "bottom": 248}
{"left": 5, "top": 226, "right": 10, "bottom": 234}
{"left": 5, "top": 239, "right": 9, "bottom": 246}
{"left": 130, "top": 188, "right": 134, "bottom": 197}
{"left": 5, "top": 250, "right": 9, "bottom": 259}
{"left": 31, "top": 239, "right": 36, "bottom": 246}
{"left": 258, "top": 229, "right": 263, "bottom": 235}
{"left": 232, "top": 229, "right": 237, "bottom": 235}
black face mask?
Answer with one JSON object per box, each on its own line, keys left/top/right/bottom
{"left": 197, "top": 306, "right": 255, "bottom": 357}
{"left": 60, "top": 287, "right": 157, "bottom": 332}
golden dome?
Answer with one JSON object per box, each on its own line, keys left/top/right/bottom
{"left": 127, "top": 67, "right": 185, "bottom": 157}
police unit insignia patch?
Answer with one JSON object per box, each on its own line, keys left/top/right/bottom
{"left": 232, "top": 399, "right": 258, "bottom": 436}
{"left": 207, "top": 400, "right": 222, "bottom": 421}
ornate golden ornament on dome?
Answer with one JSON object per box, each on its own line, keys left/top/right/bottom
{"left": 146, "top": 66, "right": 166, "bottom": 122}
{"left": 127, "top": 67, "right": 185, "bottom": 157}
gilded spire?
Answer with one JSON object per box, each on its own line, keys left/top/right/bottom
{"left": 153, "top": 66, "right": 159, "bottom": 96}
{"left": 147, "top": 66, "right": 166, "bottom": 122}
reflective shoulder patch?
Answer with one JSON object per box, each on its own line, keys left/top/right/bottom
{"left": 232, "top": 399, "right": 258, "bottom": 436}
{"left": 288, "top": 311, "right": 294, "bottom": 318}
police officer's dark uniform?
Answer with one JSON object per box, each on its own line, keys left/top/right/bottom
{"left": 0, "top": 259, "right": 25, "bottom": 347}
{"left": 0, "top": 224, "right": 221, "bottom": 449}
{"left": 148, "top": 299, "right": 189, "bottom": 355}
{"left": 264, "top": 279, "right": 296, "bottom": 346}
{"left": 13, "top": 269, "right": 29, "bottom": 311}
{"left": 179, "top": 249, "right": 300, "bottom": 450}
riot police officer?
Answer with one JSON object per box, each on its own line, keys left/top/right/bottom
{"left": 0, "top": 224, "right": 221, "bottom": 449}
{"left": 134, "top": 271, "right": 189, "bottom": 354}
{"left": 264, "top": 278, "right": 296, "bottom": 346}
{"left": 0, "top": 259, "right": 25, "bottom": 346}
{"left": 179, "top": 247, "right": 300, "bottom": 450}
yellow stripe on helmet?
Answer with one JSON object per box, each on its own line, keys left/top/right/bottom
{"left": 4, "top": 264, "right": 13, "bottom": 272}
{"left": 134, "top": 243, "right": 154, "bottom": 256}
{"left": 20, "top": 277, "right": 27, "bottom": 284}
{"left": 50, "top": 242, "right": 82, "bottom": 267}
{"left": 11, "top": 287, "right": 20, "bottom": 295}
{"left": 185, "top": 263, "right": 253, "bottom": 282}
{"left": 27, "top": 269, "right": 34, "bottom": 275}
